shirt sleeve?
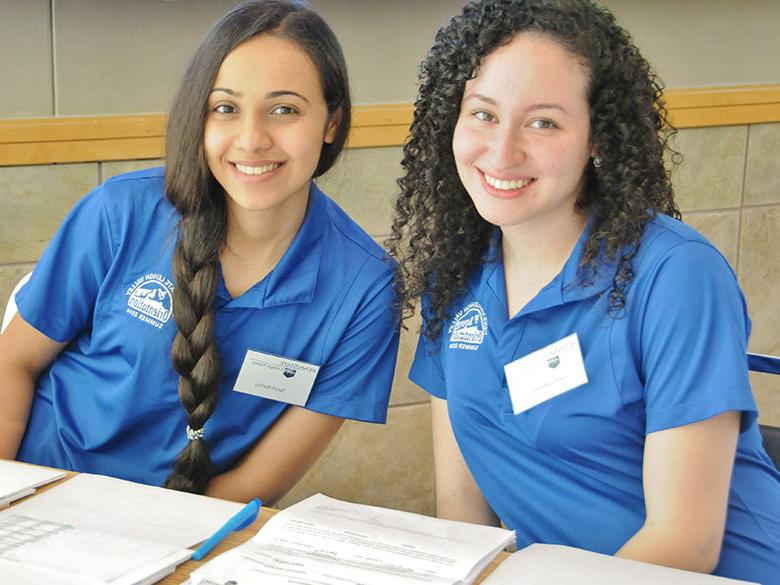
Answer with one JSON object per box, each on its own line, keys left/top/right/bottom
{"left": 16, "top": 185, "right": 116, "bottom": 343}
{"left": 303, "top": 267, "right": 399, "bottom": 423}
{"left": 638, "top": 241, "right": 757, "bottom": 434}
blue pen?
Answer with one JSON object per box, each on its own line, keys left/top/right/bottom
{"left": 192, "top": 498, "right": 262, "bottom": 561}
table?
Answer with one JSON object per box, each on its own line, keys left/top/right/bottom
{"left": 22, "top": 471, "right": 508, "bottom": 584}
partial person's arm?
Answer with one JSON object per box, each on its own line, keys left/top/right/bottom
{"left": 431, "top": 395, "right": 500, "bottom": 526}
{"left": 206, "top": 406, "right": 344, "bottom": 505}
{"left": 616, "top": 410, "right": 740, "bottom": 572}
{"left": 0, "top": 314, "right": 68, "bottom": 458}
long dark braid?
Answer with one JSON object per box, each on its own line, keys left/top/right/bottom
{"left": 162, "top": 0, "right": 351, "bottom": 493}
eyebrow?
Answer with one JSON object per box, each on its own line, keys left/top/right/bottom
{"left": 209, "top": 88, "right": 310, "bottom": 103}
{"left": 463, "top": 93, "right": 569, "bottom": 114}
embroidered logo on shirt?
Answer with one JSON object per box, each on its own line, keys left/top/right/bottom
{"left": 125, "top": 273, "right": 174, "bottom": 330}
{"left": 448, "top": 301, "right": 488, "bottom": 351}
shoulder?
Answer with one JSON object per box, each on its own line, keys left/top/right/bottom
{"left": 98, "top": 166, "right": 166, "bottom": 203}
{"left": 634, "top": 214, "right": 736, "bottom": 280}
{"left": 315, "top": 184, "right": 395, "bottom": 280}
{"left": 91, "top": 166, "right": 173, "bottom": 221}
{"left": 628, "top": 214, "right": 746, "bottom": 319}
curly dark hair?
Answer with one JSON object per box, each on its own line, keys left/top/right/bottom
{"left": 386, "top": 0, "right": 680, "bottom": 342}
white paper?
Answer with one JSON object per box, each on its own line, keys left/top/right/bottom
{"left": 481, "top": 544, "right": 758, "bottom": 585}
{"left": 3, "top": 473, "right": 242, "bottom": 547}
{"left": 0, "top": 473, "right": 243, "bottom": 584}
{"left": 0, "top": 459, "right": 66, "bottom": 504}
{"left": 191, "top": 493, "right": 514, "bottom": 585}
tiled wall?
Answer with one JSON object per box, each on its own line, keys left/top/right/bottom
{"left": 2, "top": 123, "right": 779, "bottom": 514}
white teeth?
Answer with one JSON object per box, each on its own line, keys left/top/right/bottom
{"left": 234, "top": 162, "right": 281, "bottom": 176}
{"left": 484, "top": 173, "right": 533, "bottom": 190}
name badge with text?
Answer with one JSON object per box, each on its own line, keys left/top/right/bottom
{"left": 233, "top": 349, "right": 320, "bottom": 407}
{"left": 504, "top": 333, "right": 588, "bottom": 415}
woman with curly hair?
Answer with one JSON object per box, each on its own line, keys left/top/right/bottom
{"left": 388, "top": 0, "right": 780, "bottom": 581}
{"left": 0, "top": 1, "right": 398, "bottom": 504}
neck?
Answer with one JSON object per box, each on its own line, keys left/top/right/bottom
{"left": 501, "top": 207, "right": 588, "bottom": 317}
{"left": 501, "top": 209, "right": 587, "bottom": 274}
{"left": 220, "top": 194, "right": 309, "bottom": 298}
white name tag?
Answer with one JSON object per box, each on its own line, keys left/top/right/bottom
{"left": 233, "top": 349, "right": 320, "bottom": 407}
{"left": 504, "top": 333, "right": 588, "bottom": 414}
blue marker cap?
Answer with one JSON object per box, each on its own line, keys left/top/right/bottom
{"left": 192, "top": 498, "right": 261, "bottom": 561}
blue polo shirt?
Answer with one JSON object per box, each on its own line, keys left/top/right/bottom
{"left": 16, "top": 167, "right": 398, "bottom": 486}
{"left": 410, "top": 214, "right": 780, "bottom": 584}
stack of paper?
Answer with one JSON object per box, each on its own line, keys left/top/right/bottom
{"left": 190, "top": 492, "right": 515, "bottom": 585}
{"left": 0, "top": 459, "right": 66, "bottom": 507}
{"left": 0, "top": 473, "right": 244, "bottom": 585}
{"left": 481, "top": 544, "right": 759, "bottom": 584}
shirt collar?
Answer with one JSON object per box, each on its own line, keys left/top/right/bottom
{"left": 481, "top": 212, "right": 616, "bottom": 317}
{"left": 216, "top": 182, "right": 325, "bottom": 309}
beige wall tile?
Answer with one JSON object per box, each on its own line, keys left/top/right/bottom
{"left": 0, "top": 0, "right": 52, "bottom": 117}
{"left": 744, "top": 124, "right": 780, "bottom": 206}
{"left": 277, "top": 402, "right": 434, "bottom": 515}
{"left": 101, "top": 159, "right": 163, "bottom": 183}
{"left": 390, "top": 313, "right": 429, "bottom": 406}
{"left": 683, "top": 210, "right": 740, "bottom": 269}
{"left": 739, "top": 206, "right": 780, "bottom": 355}
{"left": 0, "top": 263, "right": 36, "bottom": 324}
{"left": 751, "top": 372, "right": 780, "bottom": 428}
{"left": 317, "top": 146, "right": 401, "bottom": 237}
{"left": 670, "top": 126, "right": 747, "bottom": 212}
{"left": 53, "top": 0, "right": 237, "bottom": 115}
{"left": 0, "top": 164, "right": 98, "bottom": 263}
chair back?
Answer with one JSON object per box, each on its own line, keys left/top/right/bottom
{"left": 1, "top": 272, "right": 32, "bottom": 334}
{"left": 748, "top": 352, "right": 780, "bottom": 470}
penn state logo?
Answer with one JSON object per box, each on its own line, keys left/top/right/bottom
{"left": 448, "top": 301, "right": 488, "bottom": 351}
{"left": 125, "top": 273, "right": 174, "bottom": 330}
{"left": 282, "top": 367, "right": 296, "bottom": 379}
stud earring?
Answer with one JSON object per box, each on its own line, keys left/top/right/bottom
{"left": 593, "top": 156, "right": 602, "bottom": 168}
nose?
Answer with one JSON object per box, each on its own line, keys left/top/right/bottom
{"left": 488, "top": 123, "right": 526, "bottom": 170}
{"left": 235, "top": 114, "right": 272, "bottom": 152}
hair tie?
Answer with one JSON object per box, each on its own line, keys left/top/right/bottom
{"left": 186, "top": 425, "right": 205, "bottom": 441}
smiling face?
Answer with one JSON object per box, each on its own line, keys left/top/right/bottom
{"left": 452, "top": 32, "right": 593, "bottom": 233}
{"left": 204, "top": 34, "right": 339, "bottom": 221}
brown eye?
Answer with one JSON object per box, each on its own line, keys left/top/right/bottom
{"left": 214, "top": 104, "right": 236, "bottom": 114}
{"left": 529, "top": 118, "right": 557, "bottom": 129}
{"left": 270, "top": 105, "right": 298, "bottom": 116}
{"left": 474, "top": 110, "right": 495, "bottom": 122}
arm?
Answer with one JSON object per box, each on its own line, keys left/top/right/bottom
{"left": 0, "top": 314, "right": 68, "bottom": 458}
{"left": 616, "top": 410, "right": 740, "bottom": 572}
{"left": 206, "top": 406, "right": 344, "bottom": 505}
{"left": 432, "top": 396, "right": 500, "bottom": 526}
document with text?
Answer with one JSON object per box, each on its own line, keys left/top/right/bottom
{"left": 0, "top": 473, "right": 243, "bottom": 585}
{"left": 189, "top": 493, "right": 515, "bottom": 585}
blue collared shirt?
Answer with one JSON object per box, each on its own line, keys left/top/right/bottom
{"left": 411, "top": 215, "right": 780, "bottom": 584}
{"left": 17, "top": 167, "right": 399, "bottom": 486}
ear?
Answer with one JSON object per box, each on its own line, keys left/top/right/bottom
{"left": 324, "top": 106, "right": 343, "bottom": 145}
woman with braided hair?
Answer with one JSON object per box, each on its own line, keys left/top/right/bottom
{"left": 388, "top": 0, "right": 779, "bottom": 581}
{"left": 0, "top": 0, "right": 398, "bottom": 504}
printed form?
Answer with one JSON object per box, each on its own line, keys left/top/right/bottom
{"left": 0, "top": 473, "right": 243, "bottom": 585}
{"left": 190, "top": 493, "right": 514, "bottom": 585}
